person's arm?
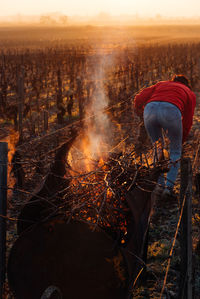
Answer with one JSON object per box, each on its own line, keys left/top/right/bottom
{"left": 134, "top": 84, "right": 157, "bottom": 117}
{"left": 182, "top": 92, "right": 196, "bottom": 143}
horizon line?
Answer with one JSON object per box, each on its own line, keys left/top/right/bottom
{"left": 0, "top": 12, "right": 200, "bottom": 19}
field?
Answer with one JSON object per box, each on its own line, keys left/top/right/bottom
{"left": 1, "top": 25, "right": 200, "bottom": 298}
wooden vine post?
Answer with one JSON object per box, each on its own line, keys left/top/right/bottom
{"left": 179, "top": 157, "right": 193, "bottom": 299}
{"left": 0, "top": 142, "right": 8, "bottom": 298}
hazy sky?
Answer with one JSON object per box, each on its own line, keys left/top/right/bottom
{"left": 1, "top": 0, "right": 200, "bottom": 17}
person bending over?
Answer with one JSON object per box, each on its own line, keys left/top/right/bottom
{"left": 134, "top": 74, "right": 196, "bottom": 197}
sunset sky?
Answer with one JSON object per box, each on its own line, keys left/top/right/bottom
{"left": 1, "top": 0, "right": 200, "bottom": 17}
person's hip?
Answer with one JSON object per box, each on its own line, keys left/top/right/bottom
{"left": 144, "top": 101, "right": 182, "bottom": 124}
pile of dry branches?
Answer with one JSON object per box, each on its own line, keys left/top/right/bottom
{"left": 60, "top": 151, "right": 169, "bottom": 236}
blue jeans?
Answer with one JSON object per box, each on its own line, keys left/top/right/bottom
{"left": 143, "top": 101, "right": 182, "bottom": 190}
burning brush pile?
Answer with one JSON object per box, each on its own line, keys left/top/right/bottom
{"left": 61, "top": 135, "right": 169, "bottom": 240}
{"left": 67, "top": 150, "right": 137, "bottom": 234}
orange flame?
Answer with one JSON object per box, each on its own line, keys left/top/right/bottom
{"left": 1, "top": 130, "right": 19, "bottom": 199}
{"left": 68, "top": 132, "right": 109, "bottom": 174}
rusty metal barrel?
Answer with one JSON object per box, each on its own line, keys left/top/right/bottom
{"left": 7, "top": 217, "right": 128, "bottom": 299}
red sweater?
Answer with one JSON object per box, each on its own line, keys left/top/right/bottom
{"left": 134, "top": 81, "right": 196, "bottom": 142}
